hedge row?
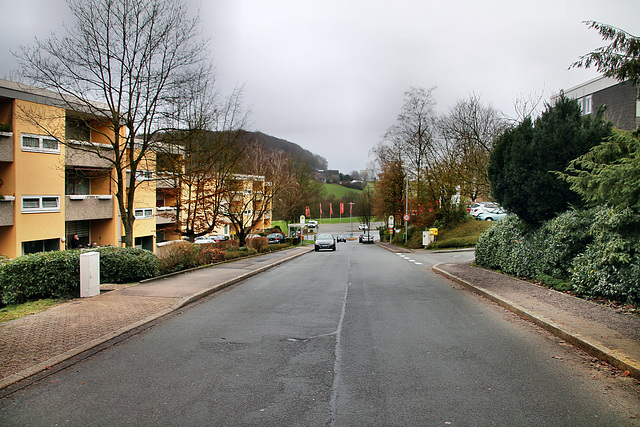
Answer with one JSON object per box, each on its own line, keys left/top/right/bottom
{"left": 157, "top": 239, "right": 291, "bottom": 275}
{"left": 0, "top": 247, "right": 159, "bottom": 306}
{"left": 475, "top": 206, "right": 640, "bottom": 303}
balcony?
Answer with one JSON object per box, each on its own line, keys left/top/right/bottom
{"left": 156, "top": 172, "right": 179, "bottom": 189}
{"left": 156, "top": 207, "right": 177, "bottom": 225}
{"left": 0, "top": 132, "right": 14, "bottom": 162}
{"left": 65, "top": 141, "right": 114, "bottom": 168}
{"left": 0, "top": 196, "right": 15, "bottom": 226}
{"left": 65, "top": 195, "right": 114, "bottom": 221}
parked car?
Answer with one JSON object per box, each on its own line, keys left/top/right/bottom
{"left": 308, "top": 220, "right": 318, "bottom": 229}
{"left": 358, "top": 223, "right": 369, "bottom": 230}
{"left": 246, "top": 234, "right": 262, "bottom": 239}
{"left": 315, "top": 233, "right": 336, "bottom": 251}
{"left": 194, "top": 236, "right": 218, "bottom": 244}
{"left": 336, "top": 235, "right": 347, "bottom": 243}
{"left": 359, "top": 234, "right": 374, "bottom": 244}
{"left": 212, "top": 234, "right": 229, "bottom": 242}
{"left": 469, "top": 202, "right": 499, "bottom": 217}
{"left": 267, "top": 232, "right": 285, "bottom": 244}
{"left": 476, "top": 208, "right": 509, "bottom": 221}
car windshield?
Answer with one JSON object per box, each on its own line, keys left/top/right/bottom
{"left": 317, "top": 234, "right": 333, "bottom": 240}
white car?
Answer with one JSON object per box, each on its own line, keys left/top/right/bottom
{"left": 469, "top": 202, "right": 499, "bottom": 217}
{"left": 308, "top": 220, "right": 318, "bottom": 229}
{"left": 194, "top": 236, "right": 218, "bottom": 244}
{"left": 358, "top": 223, "right": 369, "bottom": 230}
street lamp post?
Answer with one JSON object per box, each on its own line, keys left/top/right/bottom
{"left": 405, "top": 169, "right": 409, "bottom": 243}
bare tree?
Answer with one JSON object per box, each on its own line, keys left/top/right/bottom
{"left": 158, "top": 79, "right": 249, "bottom": 243}
{"left": 438, "top": 93, "right": 509, "bottom": 201}
{"left": 382, "top": 87, "right": 439, "bottom": 205}
{"left": 16, "top": 0, "right": 209, "bottom": 247}
{"left": 225, "top": 140, "right": 295, "bottom": 246}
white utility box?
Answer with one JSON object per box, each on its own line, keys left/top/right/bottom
{"left": 423, "top": 231, "right": 436, "bottom": 246}
{"left": 80, "top": 251, "right": 100, "bottom": 297}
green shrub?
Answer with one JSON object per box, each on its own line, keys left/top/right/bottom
{"left": 475, "top": 215, "right": 535, "bottom": 277}
{"left": 570, "top": 206, "right": 640, "bottom": 303}
{"left": 532, "top": 209, "right": 593, "bottom": 281}
{"left": 96, "top": 246, "right": 158, "bottom": 283}
{"left": 0, "top": 250, "right": 80, "bottom": 305}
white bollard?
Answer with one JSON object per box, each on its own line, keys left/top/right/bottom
{"left": 80, "top": 251, "right": 101, "bottom": 297}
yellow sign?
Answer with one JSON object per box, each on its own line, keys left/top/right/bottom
{"left": 429, "top": 228, "right": 438, "bottom": 236}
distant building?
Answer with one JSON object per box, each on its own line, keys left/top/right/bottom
{"left": 562, "top": 76, "right": 639, "bottom": 131}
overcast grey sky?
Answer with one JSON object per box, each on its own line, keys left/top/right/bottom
{"left": 1, "top": 0, "right": 639, "bottom": 173}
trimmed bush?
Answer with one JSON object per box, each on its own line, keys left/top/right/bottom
{"left": 475, "top": 206, "right": 640, "bottom": 303}
{"left": 157, "top": 241, "right": 200, "bottom": 275}
{"left": 196, "top": 248, "right": 225, "bottom": 265}
{"left": 0, "top": 250, "right": 80, "bottom": 305}
{"left": 246, "top": 237, "right": 268, "bottom": 253}
{"left": 0, "top": 247, "right": 160, "bottom": 305}
{"left": 96, "top": 246, "right": 158, "bottom": 283}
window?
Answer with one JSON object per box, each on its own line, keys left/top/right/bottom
{"left": 21, "top": 133, "right": 60, "bottom": 154}
{"left": 66, "top": 170, "right": 91, "bottom": 195}
{"left": 578, "top": 95, "right": 593, "bottom": 115}
{"left": 135, "top": 170, "right": 154, "bottom": 181}
{"left": 23, "top": 238, "right": 60, "bottom": 255}
{"left": 244, "top": 209, "right": 253, "bottom": 216}
{"left": 22, "top": 196, "right": 61, "bottom": 213}
{"left": 134, "top": 208, "right": 154, "bottom": 219}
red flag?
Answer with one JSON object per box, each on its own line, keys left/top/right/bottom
{"left": 350, "top": 202, "right": 353, "bottom": 214}
{"left": 319, "top": 203, "right": 323, "bottom": 215}
{"left": 340, "top": 203, "right": 344, "bottom": 214}
{"left": 330, "top": 203, "right": 333, "bottom": 215}
{"left": 305, "top": 206, "right": 310, "bottom": 217}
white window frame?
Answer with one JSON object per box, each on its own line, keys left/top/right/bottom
{"left": 134, "top": 208, "right": 154, "bottom": 219}
{"left": 21, "top": 195, "right": 61, "bottom": 213}
{"left": 135, "top": 170, "right": 154, "bottom": 181}
{"left": 583, "top": 95, "right": 592, "bottom": 115}
{"left": 21, "top": 133, "right": 60, "bottom": 154}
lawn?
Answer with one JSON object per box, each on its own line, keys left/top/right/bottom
{"left": 0, "top": 299, "right": 67, "bottom": 323}
{"left": 321, "top": 182, "right": 363, "bottom": 199}
{"left": 425, "top": 219, "right": 493, "bottom": 249}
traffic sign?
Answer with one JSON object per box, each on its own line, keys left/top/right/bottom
{"left": 403, "top": 214, "right": 410, "bottom": 221}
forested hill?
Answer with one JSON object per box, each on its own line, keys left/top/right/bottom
{"left": 242, "top": 131, "right": 328, "bottom": 171}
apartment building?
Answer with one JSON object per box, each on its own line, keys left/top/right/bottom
{"left": 563, "top": 76, "right": 640, "bottom": 131}
{"left": 0, "top": 79, "right": 272, "bottom": 257}
{"left": 0, "top": 79, "right": 167, "bottom": 257}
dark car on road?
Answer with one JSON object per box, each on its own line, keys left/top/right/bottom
{"left": 315, "top": 233, "right": 336, "bottom": 251}
{"left": 267, "top": 232, "right": 285, "bottom": 244}
{"left": 336, "top": 235, "right": 347, "bottom": 243}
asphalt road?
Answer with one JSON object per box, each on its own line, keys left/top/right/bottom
{"left": 1, "top": 242, "right": 638, "bottom": 426}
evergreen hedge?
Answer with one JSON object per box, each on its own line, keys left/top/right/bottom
{"left": 0, "top": 247, "right": 159, "bottom": 306}
{"left": 475, "top": 206, "right": 640, "bottom": 303}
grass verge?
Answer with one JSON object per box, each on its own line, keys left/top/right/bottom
{"left": 0, "top": 299, "right": 67, "bottom": 323}
{"left": 425, "top": 219, "right": 493, "bottom": 249}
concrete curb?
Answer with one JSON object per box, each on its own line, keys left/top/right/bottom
{"left": 432, "top": 264, "right": 640, "bottom": 380}
{"left": 0, "top": 246, "right": 314, "bottom": 392}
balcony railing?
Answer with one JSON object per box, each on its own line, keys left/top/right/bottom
{"left": 156, "top": 207, "right": 177, "bottom": 225}
{"left": 0, "top": 196, "right": 15, "bottom": 226}
{"left": 65, "top": 140, "right": 114, "bottom": 168}
{"left": 65, "top": 194, "right": 113, "bottom": 221}
{"left": 0, "top": 132, "right": 14, "bottom": 163}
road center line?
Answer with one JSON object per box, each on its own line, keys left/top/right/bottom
{"left": 329, "top": 280, "right": 349, "bottom": 426}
